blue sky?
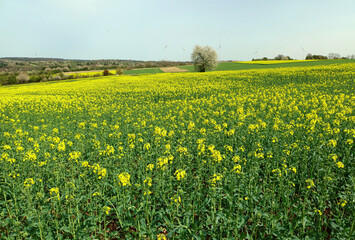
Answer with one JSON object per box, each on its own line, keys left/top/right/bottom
{"left": 1, "top": 0, "right": 354, "bottom": 61}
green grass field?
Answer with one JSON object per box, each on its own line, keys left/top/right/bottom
{"left": 123, "top": 68, "right": 163, "bottom": 75}
{"left": 178, "top": 59, "right": 355, "bottom": 72}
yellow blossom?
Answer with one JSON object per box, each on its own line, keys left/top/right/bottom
{"left": 306, "top": 179, "right": 315, "bottom": 189}
{"left": 93, "top": 192, "right": 101, "bottom": 197}
{"left": 146, "top": 164, "right": 154, "bottom": 171}
{"left": 24, "top": 178, "right": 35, "bottom": 188}
{"left": 157, "top": 233, "right": 167, "bottom": 240}
{"left": 81, "top": 161, "right": 90, "bottom": 167}
{"left": 102, "top": 206, "right": 111, "bottom": 215}
{"left": 272, "top": 168, "right": 282, "bottom": 177}
{"left": 144, "top": 190, "right": 152, "bottom": 195}
{"left": 69, "top": 151, "right": 81, "bottom": 161}
{"left": 338, "top": 199, "right": 347, "bottom": 207}
{"left": 174, "top": 169, "right": 186, "bottom": 181}
{"left": 50, "top": 187, "right": 60, "bottom": 200}
{"left": 231, "top": 164, "right": 242, "bottom": 174}
{"left": 58, "top": 141, "right": 66, "bottom": 151}
{"left": 118, "top": 172, "right": 131, "bottom": 186}
{"left": 157, "top": 157, "right": 169, "bottom": 170}
{"left": 143, "top": 177, "right": 152, "bottom": 186}
{"left": 336, "top": 162, "right": 344, "bottom": 168}
{"left": 327, "top": 139, "right": 337, "bottom": 147}
{"left": 210, "top": 173, "right": 223, "bottom": 186}
{"left": 170, "top": 194, "right": 182, "bottom": 206}
{"left": 143, "top": 143, "right": 151, "bottom": 150}
{"left": 315, "top": 209, "right": 322, "bottom": 216}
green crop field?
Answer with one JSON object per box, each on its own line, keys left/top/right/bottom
{"left": 124, "top": 68, "right": 164, "bottom": 75}
{"left": 178, "top": 59, "right": 355, "bottom": 72}
{"left": 0, "top": 63, "right": 354, "bottom": 239}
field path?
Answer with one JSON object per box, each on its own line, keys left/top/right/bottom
{"left": 160, "top": 67, "right": 188, "bottom": 73}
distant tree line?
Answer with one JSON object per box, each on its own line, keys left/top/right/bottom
{"left": 306, "top": 53, "right": 355, "bottom": 60}
{"left": 252, "top": 53, "right": 355, "bottom": 61}
{"left": 305, "top": 54, "right": 328, "bottom": 60}
{"left": 0, "top": 58, "right": 191, "bottom": 73}
{"left": 327, "top": 53, "right": 355, "bottom": 60}
{"left": 252, "top": 54, "right": 293, "bottom": 61}
{"left": 0, "top": 58, "right": 191, "bottom": 85}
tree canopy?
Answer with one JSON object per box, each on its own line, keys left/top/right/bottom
{"left": 191, "top": 45, "right": 218, "bottom": 72}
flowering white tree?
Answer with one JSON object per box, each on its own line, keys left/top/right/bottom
{"left": 191, "top": 45, "right": 218, "bottom": 72}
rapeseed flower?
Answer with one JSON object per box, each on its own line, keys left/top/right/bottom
{"left": 24, "top": 178, "right": 35, "bottom": 188}
{"left": 210, "top": 173, "right": 223, "bottom": 186}
{"left": 146, "top": 164, "right": 154, "bottom": 171}
{"left": 231, "top": 164, "right": 242, "bottom": 174}
{"left": 69, "top": 151, "right": 81, "bottom": 161}
{"left": 315, "top": 209, "right": 322, "bottom": 216}
{"left": 50, "top": 187, "right": 60, "bottom": 200}
{"left": 336, "top": 162, "right": 344, "bottom": 168}
{"left": 118, "top": 172, "right": 131, "bottom": 186}
{"left": 306, "top": 179, "right": 315, "bottom": 189}
{"left": 170, "top": 194, "right": 182, "bottom": 206}
{"left": 272, "top": 169, "right": 282, "bottom": 177}
{"left": 143, "top": 143, "right": 150, "bottom": 150}
{"left": 143, "top": 177, "right": 152, "bottom": 186}
{"left": 174, "top": 169, "right": 186, "bottom": 181}
{"left": 102, "top": 206, "right": 111, "bottom": 215}
{"left": 157, "top": 157, "right": 169, "bottom": 170}
{"left": 157, "top": 233, "right": 167, "bottom": 240}
{"left": 338, "top": 199, "right": 347, "bottom": 207}
{"left": 58, "top": 141, "right": 66, "bottom": 151}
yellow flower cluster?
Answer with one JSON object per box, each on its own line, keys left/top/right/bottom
{"left": 146, "top": 164, "right": 154, "bottom": 171}
{"left": 306, "top": 179, "right": 315, "bottom": 189}
{"left": 92, "top": 164, "right": 107, "bottom": 179}
{"left": 24, "top": 178, "right": 35, "bottom": 188}
{"left": 174, "top": 169, "right": 186, "bottom": 181}
{"left": 231, "top": 164, "right": 242, "bottom": 174}
{"left": 68, "top": 151, "right": 81, "bottom": 161}
{"left": 50, "top": 187, "right": 60, "bottom": 200}
{"left": 208, "top": 145, "right": 223, "bottom": 163}
{"left": 210, "top": 173, "right": 223, "bottom": 186}
{"left": 338, "top": 199, "right": 347, "bottom": 207}
{"left": 143, "top": 177, "right": 152, "bottom": 187}
{"left": 102, "top": 206, "right": 112, "bottom": 215}
{"left": 170, "top": 194, "right": 182, "bottom": 206}
{"left": 118, "top": 172, "right": 131, "bottom": 186}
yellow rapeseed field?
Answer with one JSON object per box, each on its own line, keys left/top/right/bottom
{"left": 238, "top": 59, "right": 319, "bottom": 64}
{"left": 0, "top": 63, "right": 354, "bottom": 239}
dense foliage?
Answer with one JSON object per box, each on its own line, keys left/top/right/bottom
{"left": 0, "top": 58, "right": 191, "bottom": 85}
{"left": 0, "top": 63, "right": 354, "bottom": 239}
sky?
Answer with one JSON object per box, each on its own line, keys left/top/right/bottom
{"left": 1, "top": 0, "right": 355, "bottom": 61}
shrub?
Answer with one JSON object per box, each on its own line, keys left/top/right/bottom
{"left": 0, "top": 73, "right": 17, "bottom": 85}
{"left": 116, "top": 68, "right": 124, "bottom": 75}
{"left": 103, "top": 69, "right": 110, "bottom": 76}
{"left": 16, "top": 72, "right": 30, "bottom": 84}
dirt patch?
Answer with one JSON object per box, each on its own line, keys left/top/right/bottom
{"left": 160, "top": 67, "right": 188, "bottom": 73}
